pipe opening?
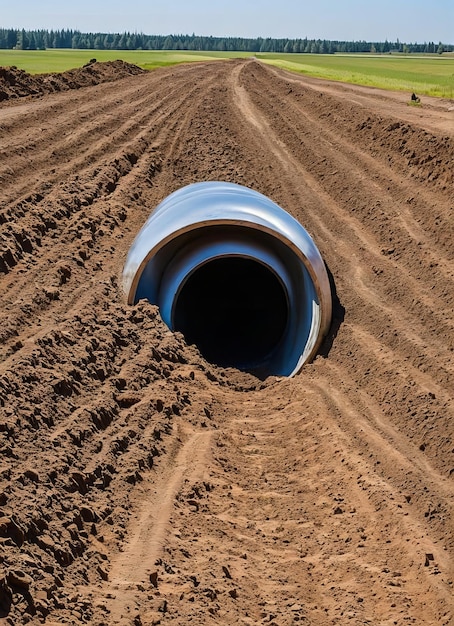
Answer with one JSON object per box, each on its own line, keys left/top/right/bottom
{"left": 123, "top": 181, "right": 333, "bottom": 377}
{"left": 172, "top": 257, "right": 289, "bottom": 371}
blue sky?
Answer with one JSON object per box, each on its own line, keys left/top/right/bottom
{"left": 2, "top": 0, "right": 453, "bottom": 43}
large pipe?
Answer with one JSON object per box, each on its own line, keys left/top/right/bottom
{"left": 122, "top": 182, "right": 332, "bottom": 377}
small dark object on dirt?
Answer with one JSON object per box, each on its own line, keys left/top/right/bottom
{"left": 84, "top": 58, "right": 97, "bottom": 67}
{"left": 411, "top": 92, "right": 420, "bottom": 103}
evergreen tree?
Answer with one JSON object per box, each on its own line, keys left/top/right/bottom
{"left": 28, "top": 32, "right": 37, "bottom": 50}
{"left": 162, "top": 35, "right": 174, "bottom": 49}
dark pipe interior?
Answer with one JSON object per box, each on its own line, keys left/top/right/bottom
{"left": 173, "top": 257, "right": 289, "bottom": 370}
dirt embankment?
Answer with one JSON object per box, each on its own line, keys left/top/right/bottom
{"left": 0, "top": 60, "right": 145, "bottom": 101}
{"left": 0, "top": 59, "right": 453, "bottom": 625}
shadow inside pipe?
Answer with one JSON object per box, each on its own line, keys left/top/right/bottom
{"left": 173, "top": 257, "right": 288, "bottom": 376}
{"left": 317, "top": 264, "right": 344, "bottom": 359}
{"left": 172, "top": 257, "right": 341, "bottom": 380}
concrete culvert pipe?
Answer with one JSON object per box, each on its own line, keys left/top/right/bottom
{"left": 122, "top": 182, "right": 332, "bottom": 378}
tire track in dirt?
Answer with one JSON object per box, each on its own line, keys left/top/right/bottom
{"left": 266, "top": 64, "right": 454, "bottom": 138}
{"left": 0, "top": 65, "right": 220, "bottom": 359}
{"left": 236, "top": 63, "right": 453, "bottom": 305}
{"left": 104, "top": 428, "right": 212, "bottom": 624}
{"left": 153, "top": 383, "right": 453, "bottom": 624}
{"left": 228, "top": 61, "right": 453, "bottom": 475}
{"left": 0, "top": 63, "right": 218, "bottom": 203}
{"left": 0, "top": 65, "right": 216, "bottom": 246}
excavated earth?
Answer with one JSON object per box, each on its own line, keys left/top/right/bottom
{"left": 0, "top": 60, "right": 145, "bottom": 101}
{"left": 0, "top": 58, "right": 453, "bottom": 625}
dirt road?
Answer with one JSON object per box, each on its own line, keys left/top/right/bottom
{"left": 0, "top": 59, "right": 453, "bottom": 625}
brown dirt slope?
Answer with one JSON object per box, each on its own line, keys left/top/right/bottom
{"left": 0, "top": 60, "right": 145, "bottom": 101}
{"left": 0, "top": 59, "right": 453, "bottom": 625}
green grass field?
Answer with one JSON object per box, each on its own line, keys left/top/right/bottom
{"left": 0, "top": 49, "right": 248, "bottom": 73}
{"left": 258, "top": 53, "right": 454, "bottom": 98}
{"left": 1, "top": 49, "right": 453, "bottom": 98}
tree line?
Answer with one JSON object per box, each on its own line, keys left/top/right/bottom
{"left": 0, "top": 29, "right": 451, "bottom": 54}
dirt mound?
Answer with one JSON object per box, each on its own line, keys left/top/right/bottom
{"left": 0, "top": 60, "right": 145, "bottom": 101}
{"left": 355, "top": 117, "right": 453, "bottom": 192}
{"left": 0, "top": 59, "right": 453, "bottom": 625}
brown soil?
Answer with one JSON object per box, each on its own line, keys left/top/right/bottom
{"left": 0, "top": 59, "right": 453, "bottom": 626}
{"left": 0, "top": 60, "right": 145, "bottom": 101}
